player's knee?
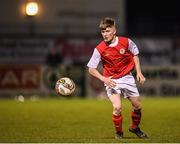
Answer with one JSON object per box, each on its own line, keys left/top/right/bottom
{"left": 131, "top": 98, "right": 141, "bottom": 109}
{"left": 113, "top": 105, "right": 122, "bottom": 116}
{"left": 133, "top": 102, "right": 141, "bottom": 110}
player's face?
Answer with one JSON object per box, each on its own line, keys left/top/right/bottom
{"left": 101, "top": 26, "right": 116, "bottom": 43}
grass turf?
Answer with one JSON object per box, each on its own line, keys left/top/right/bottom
{"left": 0, "top": 97, "right": 180, "bottom": 143}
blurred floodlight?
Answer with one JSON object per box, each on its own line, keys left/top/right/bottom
{"left": 25, "top": 2, "right": 39, "bottom": 16}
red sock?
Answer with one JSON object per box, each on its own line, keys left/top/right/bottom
{"left": 131, "top": 109, "right": 141, "bottom": 129}
{"left": 112, "top": 114, "right": 123, "bottom": 132}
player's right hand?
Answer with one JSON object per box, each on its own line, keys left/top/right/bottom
{"left": 103, "top": 76, "right": 116, "bottom": 88}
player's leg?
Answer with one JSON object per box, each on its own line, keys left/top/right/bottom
{"left": 109, "top": 93, "right": 123, "bottom": 139}
{"left": 128, "top": 96, "right": 148, "bottom": 138}
{"left": 128, "top": 96, "right": 142, "bottom": 129}
{"left": 120, "top": 74, "right": 148, "bottom": 138}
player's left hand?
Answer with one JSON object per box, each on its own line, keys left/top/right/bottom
{"left": 136, "top": 73, "right": 146, "bottom": 85}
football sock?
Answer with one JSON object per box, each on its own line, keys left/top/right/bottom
{"left": 131, "top": 108, "right": 141, "bottom": 129}
{"left": 112, "top": 114, "right": 123, "bottom": 133}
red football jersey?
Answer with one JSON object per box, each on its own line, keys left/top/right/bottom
{"left": 96, "top": 37, "right": 135, "bottom": 78}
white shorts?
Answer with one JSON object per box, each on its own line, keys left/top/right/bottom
{"left": 105, "top": 73, "right": 140, "bottom": 98}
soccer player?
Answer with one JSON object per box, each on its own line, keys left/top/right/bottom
{"left": 87, "top": 17, "right": 148, "bottom": 139}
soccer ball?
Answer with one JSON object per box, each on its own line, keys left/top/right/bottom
{"left": 55, "top": 77, "right": 76, "bottom": 96}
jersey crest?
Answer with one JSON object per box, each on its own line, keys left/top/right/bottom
{"left": 119, "top": 48, "right": 125, "bottom": 54}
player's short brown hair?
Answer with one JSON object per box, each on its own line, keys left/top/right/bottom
{"left": 99, "top": 17, "right": 116, "bottom": 30}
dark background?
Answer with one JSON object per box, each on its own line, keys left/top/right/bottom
{"left": 127, "top": 0, "right": 180, "bottom": 36}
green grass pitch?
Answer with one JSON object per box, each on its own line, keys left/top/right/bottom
{"left": 0, "top": 97, "right": 180, "bottom": 143}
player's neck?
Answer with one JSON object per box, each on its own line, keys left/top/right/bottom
{"left": 111, "top": 36, "right": 116, "bottom": 44}
{"left": 106, "top": 36, "right": 116, "bottom": 45}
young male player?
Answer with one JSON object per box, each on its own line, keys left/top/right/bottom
{"left": 87, "top": 17, "right": 148, "bottom": 139}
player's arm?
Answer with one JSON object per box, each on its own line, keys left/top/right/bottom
{"left": 133, "top": 55, "right": 146, "bottom": 85}
{"left": 88, "top": 68, "right": 116, "bottom": 88}
{"left": 128, "top": 39, "right": 146, "bottom": 85}
{"left": 88, "top": 68, "right": 104, "bottom": 82}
